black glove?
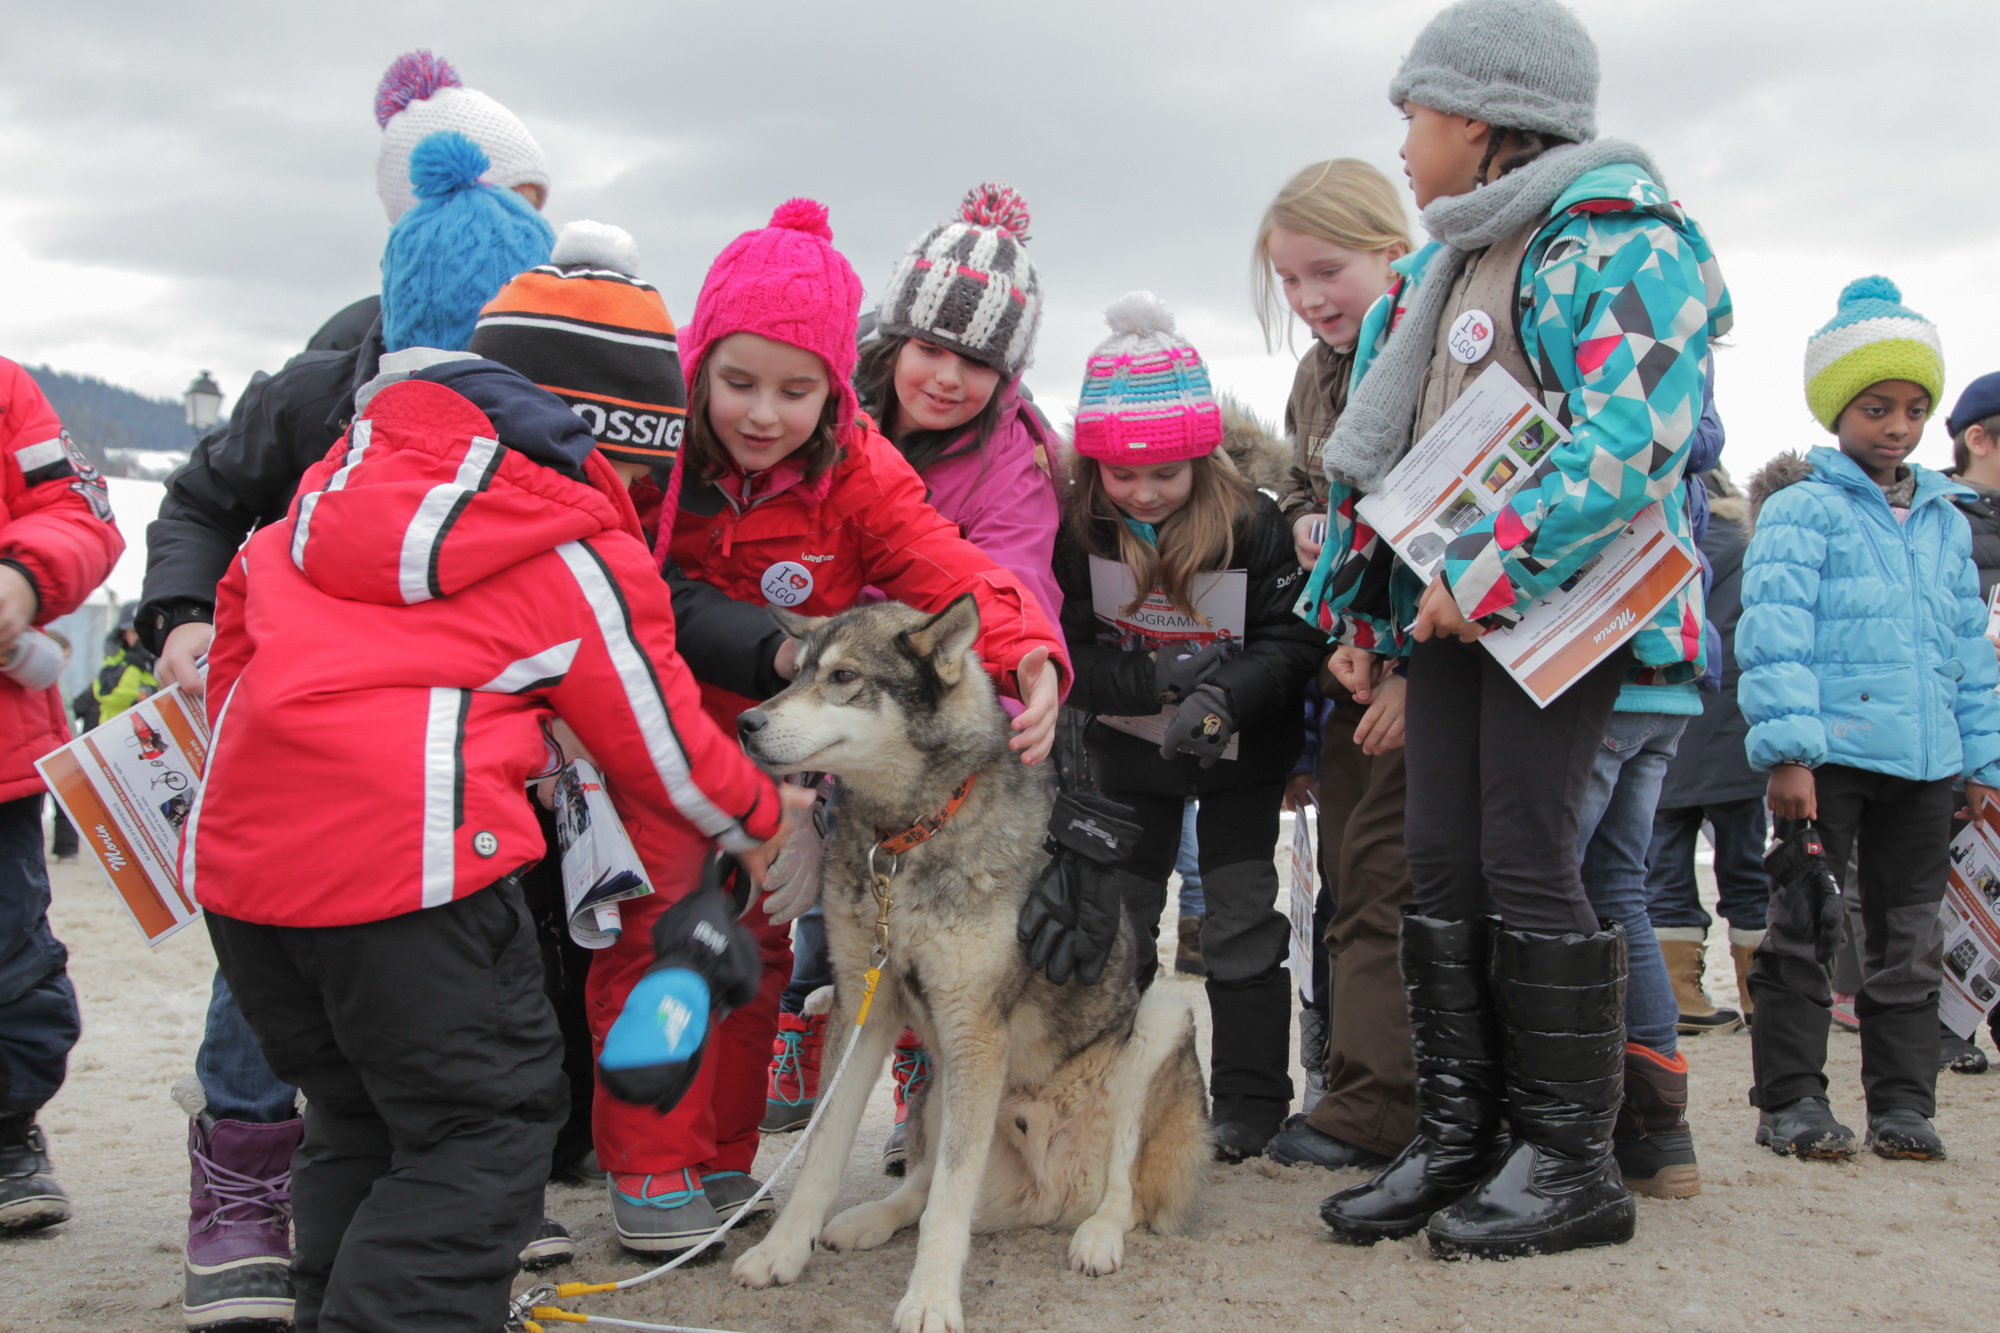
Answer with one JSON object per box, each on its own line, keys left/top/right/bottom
{"left": 598, "top": 854, "right": 763, "bottom": 1112}
{"left": 1018, "top": 791, "right": 1142, "bottom": 985}
{"left": 1766, "top": 820, "right": 1843, "bottom": 970}
{"left": 1158, "top": 683, "right": 1234, "bottom": 768}
{"left": 1153, "top": 641, "right": 1226, "bottom": 704}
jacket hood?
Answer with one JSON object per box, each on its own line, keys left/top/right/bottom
{"left": 1747, "top": 451, "right": 1817, "bottom": 522}
{"left": 1749, "top": 445, "right": 1970, "bottom": 524}
{"left": 1219, "top": 394, "right": 1289, "bottom": 494}
{"left": 288, "top": 357, "right": 636, "bottom": 606}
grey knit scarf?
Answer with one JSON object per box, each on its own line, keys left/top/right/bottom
{"left": 1322, "top": 139, "right": 1661, "bottom": 493}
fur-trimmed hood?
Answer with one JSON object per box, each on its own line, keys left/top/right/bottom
{"left": 1746, "top": 451, "right": 1817, "bottom": 524}
{"left": 1218, "top": 394, "right": 1288, "bottom": 495}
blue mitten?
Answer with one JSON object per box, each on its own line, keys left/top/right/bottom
{"left": 598, "top": 856, "right": 763, "bottom": 1112}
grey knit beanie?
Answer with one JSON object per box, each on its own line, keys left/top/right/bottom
{"left": 1388, "top": 0, "right": 1599, "bottom": 143}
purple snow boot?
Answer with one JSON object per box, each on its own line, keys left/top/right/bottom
{"left": 183, "top": 1116, "right": 301, "bottom": 1330}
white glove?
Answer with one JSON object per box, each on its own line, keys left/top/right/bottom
{"left": 761, "top": 780, "right": 831, "bottom": 925}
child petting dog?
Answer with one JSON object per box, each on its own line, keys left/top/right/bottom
{"left": 605, "top": 197, "right": 1071, "bottom": 1259}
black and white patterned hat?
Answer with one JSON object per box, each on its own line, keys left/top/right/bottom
{"left": 877, "top": 184, "right": 1043, "bottom": 379}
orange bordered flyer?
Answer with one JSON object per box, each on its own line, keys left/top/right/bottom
{"left": 37, "top": 686, "right": 209, "bottom": 946}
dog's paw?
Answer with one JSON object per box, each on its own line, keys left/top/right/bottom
{"left": 733, "top": 1234, "right": 812, "bottom": 1288}
{"left": 892, "top": 1289, "right": 965, "bottom": 1333}
{"left": 821, "top": 1199, "right": 905, "bottom": 1253}
{"left": 1068, "top": 1217, "right": 1125, "bottom": 1276}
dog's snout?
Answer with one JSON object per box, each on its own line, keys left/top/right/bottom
{"left": 738, "top": 710, "right": 768, "bottom": 739}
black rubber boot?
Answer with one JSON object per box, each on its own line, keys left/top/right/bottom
{"left": 1426, "top": 923, "right": 1636, "bottom": 1260}
{"left": 1319, "top": 914, "right": 1505, "bottom": 1243}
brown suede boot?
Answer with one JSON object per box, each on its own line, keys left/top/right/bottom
{"left": 1614, "top": 1043, "right": 1700, "bottom": 1199}
{"left": 1174, "top": 915, "right": 1207, "bottom": 976}
{"left": 1656, "top": 931, "right": 1742, "bottom": 1034}
{"left": 1729, "top": 929, "right": 1763, "bottom": 1028}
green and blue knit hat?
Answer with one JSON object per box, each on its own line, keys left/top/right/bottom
{"left": 1803, "top": 276, "right": 1944, "bottom": 431}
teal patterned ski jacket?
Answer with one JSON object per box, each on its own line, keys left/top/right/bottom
{"left": 1299, "top": 163, "right": 1733, "bottom": 681}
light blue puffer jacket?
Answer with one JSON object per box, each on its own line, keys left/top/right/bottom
{"left": 1737, "top": 446, "right": 2000, "bottom": 784}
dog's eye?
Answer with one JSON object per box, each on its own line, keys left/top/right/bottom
{"left": 828, "top": 667, "right": 859, "bottom": 685}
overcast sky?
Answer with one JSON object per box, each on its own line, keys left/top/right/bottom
{"left": 5, "top": 0, "right": 1998, "bottom": 481}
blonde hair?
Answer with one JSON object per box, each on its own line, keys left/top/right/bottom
{"left": 1062, "top": 449, "right": 1255, "bottom": 622}
{"left": 1252, "top": 159, "right": 1413, "bottom": 350}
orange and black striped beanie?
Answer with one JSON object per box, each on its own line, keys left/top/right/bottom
{"left": 469, "top": 220, "right": 685, "bottom": 466}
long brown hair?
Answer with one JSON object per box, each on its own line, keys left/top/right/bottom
{"left": 1064, "top": 449, "right": 1255, "bottom": 622}
{"left": 678, "top": 357, "right": 845, "bottom": 488}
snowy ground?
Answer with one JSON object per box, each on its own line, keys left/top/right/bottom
{"left": 9, "top": 837, "right": 1999, "bottom": 1333}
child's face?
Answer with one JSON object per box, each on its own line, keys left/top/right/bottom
{"left": 1101, "top": 460, "right": 1194, "bottom": 526}
{"left": 705, "top": 333, "right": 832, "bottom": 473}
{"left": 1399, "top": 102, "right": 1488, "bottom": 209}
{"left": 893, "top": 339, "right": 1002, "bottom": 434}
{"left": 1836, "top": 380, "right": 1931, "bottom": 484}
{"left": 1265, "top": 227, "right": 1401, "bottom": 351}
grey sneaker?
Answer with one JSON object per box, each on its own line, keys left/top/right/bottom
{"left": 700, "top": 1171, "right": 773, "bottom": 1225}
{"left": 610, "top": 1170, "right": 723, "bottom": 1257}
{"left": 519, "top": 1216, "right": 575, "bottom": 1270}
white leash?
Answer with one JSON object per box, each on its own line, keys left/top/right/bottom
{"left": 507, "top": 955, "right": 890, "bottom": 1333}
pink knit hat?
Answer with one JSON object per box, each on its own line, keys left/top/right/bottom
{"left": 680, "top": 198, "right": 865, "bottom": 436}
{"left": 1071, "top": 292, "right": 1223, "bottom": 463}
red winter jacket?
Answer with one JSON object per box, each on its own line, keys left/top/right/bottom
{"left": 186, "top": 364, "right": 782, "bottom": 927}
{"left": 0, "top": 359, "right": 124, "bottom": 802}
{"left": 666, "top": 420, "right": 1068, "bottom": 721}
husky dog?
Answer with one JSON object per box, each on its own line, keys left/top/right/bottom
{"left": 732, "top": 595, "right": 1208, "bottom": 1333}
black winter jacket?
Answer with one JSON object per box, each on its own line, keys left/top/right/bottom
{"left": 1053, "top": 491, "right": 1323, "bottom": 796}
{"left": 1952, "top": 478, "right": 2000, "bottom": 601}
{"left": 137, "top": 314, "right": 790, "bottom": 700}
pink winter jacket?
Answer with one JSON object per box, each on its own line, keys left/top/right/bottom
{"left": 901, "top": 383, "right": 1063, "bottom": 626}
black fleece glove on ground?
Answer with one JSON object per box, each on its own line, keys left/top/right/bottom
{"left": 597, "top": 858, "right": 763, "bottom": 1112}
{"left": 1158, "top": 683, "right": 1234, "bottom": 768}
{"left": 1018, "top": 791, "right": 1143, "bottom": 985}
{"left": 1153, "top": 641, "right": 1226, "bottom": 704}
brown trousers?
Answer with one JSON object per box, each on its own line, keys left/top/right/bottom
{"left": 1303, "top": 683, "right": 1417, "bottom": 1157}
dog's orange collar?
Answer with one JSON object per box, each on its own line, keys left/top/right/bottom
{"left": 875, "top": 774, "right": 978, "bottom": 856}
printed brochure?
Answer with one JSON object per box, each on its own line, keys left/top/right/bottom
{"left": 552, "top": 758, "right": 654, "bottom": 949}
{"left": 1087, "top": 556, "right": 1246, "bottom": 761}
{"left": 1940, "top": 818, "right": 2000, "bottom": 1038}
{"left": 1287, "top": 803, "right": 1318, "bottom": 1005}
{"left": 37, "top": 686, "right": 208, "bottom": 946}
{"left": 1354, "top": 363, "right": 1699, "bottom": 706}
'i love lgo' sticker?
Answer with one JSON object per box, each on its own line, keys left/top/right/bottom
{"left": 1447, "top": 309, "right": 1494, "bottom": 365}
{"left": 761, "top": 560, "right": 814, "bottom": 607}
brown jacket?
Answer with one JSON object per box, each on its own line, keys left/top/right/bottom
{"left": 1279, "top": 340, "right": 1355, "bottom": 522}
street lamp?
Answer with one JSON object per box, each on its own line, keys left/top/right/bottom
{"left": 183, "top": 371, "right": 223, "bottom": 436}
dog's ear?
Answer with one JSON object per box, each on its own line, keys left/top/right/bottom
{"left": 768, "top": 608, "right": 829, "bottom": 640}
{"left": 900, "top": 594, "right": 982, "bottom": 686}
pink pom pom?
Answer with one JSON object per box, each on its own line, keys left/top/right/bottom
{"left": 374, "top": 50, "right": 461, "bottom": 128}
{"left": 959, "top": 183, "right": 1031, "bottom": 242}
{"left": 768, "top": 197, "right": 832, "bottom": 241}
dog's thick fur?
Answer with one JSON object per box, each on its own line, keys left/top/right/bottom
{"left": 732, "top": 597, "right": 1208, "bottom": 1333}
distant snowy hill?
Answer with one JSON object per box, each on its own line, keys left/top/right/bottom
{"left": 27, "top": 366, "right": 194, "bottom": 454}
